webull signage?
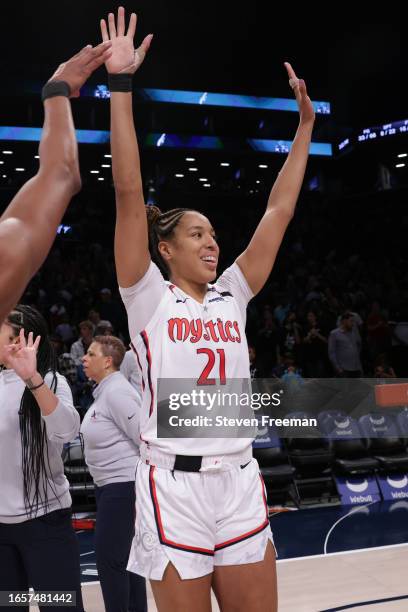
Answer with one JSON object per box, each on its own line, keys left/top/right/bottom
{"left": 377, "top": 474, "right": 408, "bottom": 501}
{"left": 335, "top": 476, "right": 381, "bottom": 505}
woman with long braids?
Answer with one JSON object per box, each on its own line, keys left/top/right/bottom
{"left": 102, "top": 7, "right": 314, "bottom": 611}
{"left": 0, "top": 305, "right": 84, "bottom": 611}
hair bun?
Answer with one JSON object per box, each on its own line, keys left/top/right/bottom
{"left": 146, "top": 205, "right": 162, "bottom": 227}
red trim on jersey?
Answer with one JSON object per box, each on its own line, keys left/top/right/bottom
{"left": 140, "top": 330, "right": 154, "bottom": 417}
{"left": 130, "top": 341, "right": 145, "bottom": 391}
{"left": 149, "top": 466, "right": 214, "bottom": 556}
{"left": 214, "top": 474, "right": 269, "bottom": 551}
{"left": 259, "top": 472, "right": 269, "bottom": 514}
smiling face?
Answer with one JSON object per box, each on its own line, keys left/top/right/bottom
{"left": 158, "top": 211, "right": 220, "bottom": 285}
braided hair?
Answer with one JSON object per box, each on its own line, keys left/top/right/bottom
{"left": 6, "top": 305, "right": 59, "bottom": 518}
{"left": 146, "top": 205, "right": 195, "bottom": 277}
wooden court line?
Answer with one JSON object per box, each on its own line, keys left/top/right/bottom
{"left": 324, "top": 502, "right": 378, "bottom": 554}
{"left": 277, "top": 541, "right": 408, "bottom": 563}
{"left": 78, "top": 541, "right": 408, "bottom": 589}
{"left": 320, "top": 593, "right": 408, "bottom": 611}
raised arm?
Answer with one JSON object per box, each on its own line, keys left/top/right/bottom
{"left": 236, "top": 62, "right": 315, "bottom": 295}
{"left": 0, "top": 42, "right": 112, "bottom": 322}
{"left": 101, "top": 7, "right": 153, "bottom": 287}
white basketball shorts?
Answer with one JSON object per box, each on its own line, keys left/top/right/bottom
{"left": 127, "top": 455, "right": 275, "bottom": 580}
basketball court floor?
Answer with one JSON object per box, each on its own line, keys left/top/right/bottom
{"left": 30, "top": 498, "right": 408, "bottom": 611}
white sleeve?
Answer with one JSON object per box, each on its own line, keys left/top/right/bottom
{"left": 120, "top": 351, "right": 143, "bottom": 398}
{"left": 215, "top": 262, "right": 254, "bottom": 325}
{"left": 41, "top": 373, "right": 80, "bottom": 443}
{"left": 119, "top": 261, "right": 167, "bottom": 339}
{"left": 120, "top": 351, "right": 132, "bottom": 379}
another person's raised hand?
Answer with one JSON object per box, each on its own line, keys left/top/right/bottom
{"left": 49, "top": 41, "right": 113, "bottom": 97}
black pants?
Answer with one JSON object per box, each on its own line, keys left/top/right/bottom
{"left": 0, "top": 508, "right": 84, "bottom": 612}
{"left": 95, "top": 481, "right": 147, "bottom": 612}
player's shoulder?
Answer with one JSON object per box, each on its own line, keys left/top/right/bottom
{"left": 164, "top": 281, "right": 193, "bottom": 305}
{"left": 208, "top": 263, "right": 242, "bottom": 301}
{"left": 206, "top": 281, "right": 234, "bottom": 304}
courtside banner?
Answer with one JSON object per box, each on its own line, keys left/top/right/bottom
{"left": 335, "top": 476, "right": 381, "bottom": 505}
{"left": 377, "top": 474, "right": 408, "bottom": 501}
{"left": 155, "top": 378, "right": 408, "bottom": 439}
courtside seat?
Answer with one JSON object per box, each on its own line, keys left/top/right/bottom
{"left": 253, "top": 421, "right": 297, "bottom": 505}
{"left": 396, "top": 408, "right": 408, "bottom": 443}
{"left": 283, "top": 411, "right": 333, "bottom": 476}
{"left": 318, "top": 409, "right": 348, "bottom": 435}
{"left": 324, "top": 414, "right": 379, "bottom": 475}
{"left": 359, "top": 413, "right": 408, "bottom": 472}
{"left": 253, "top": 431, "right": 296, "bottom": 482}
{"left": 63, "top": 437, "right": 94, "bottom": 495}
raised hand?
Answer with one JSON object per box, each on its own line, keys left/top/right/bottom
{"left": 49, "top": 41, "right": 113, "bottom": 98}
{"left": 284, "top": 62, "right": 315, "bottom": 125}
{"left": 100, "top": 6, "right": 153, "bottom": 75}
{"left": 3, "top": 329, "right": 41, "bottom": 382}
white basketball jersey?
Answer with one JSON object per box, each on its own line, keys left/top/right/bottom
{"left": 120, "top": 261, "right": 253, "bottom": 456}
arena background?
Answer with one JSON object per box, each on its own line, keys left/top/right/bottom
{"left": 1, "top": 4, "right": 408, "bottom": 611}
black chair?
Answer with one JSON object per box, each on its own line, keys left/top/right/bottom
{"left": 63, "top": 437, "right": 95, "bottom": 510}
{"left": 359, "top": 413, "right": 408, "bottom": 472}
{"left": 396, "top": 408, "right": 408, "bottom": 444}
{"left": 322, "top": 413, "right": 379, "bottom": 475}
{"left": 283, "top": 411, "right": 333, "bottom": 477}
{"left": 253, "top": 420, "right": 298, "bottom": 507}
{"left": 281, "top": 411, "right": 338, "bottom": 505}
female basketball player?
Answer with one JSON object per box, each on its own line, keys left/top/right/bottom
{"left": 101, "top": 7, "right": 315, "bottom": 611}
{"left": 0, "top": 305, "right": 83, "bottom": 611}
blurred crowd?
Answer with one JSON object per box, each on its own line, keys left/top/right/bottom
{"left": 18, "top": 188, "right": 408, "bottom": 405}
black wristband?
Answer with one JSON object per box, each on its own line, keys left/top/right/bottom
{"left": 26, "top": 379, "right": 45, "bottom": 392}
{"left": 108, "top": 73, "right": 133, "bottom": 92}
{"left": 42, "top": 80, "right": 71, "bottom": 102}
